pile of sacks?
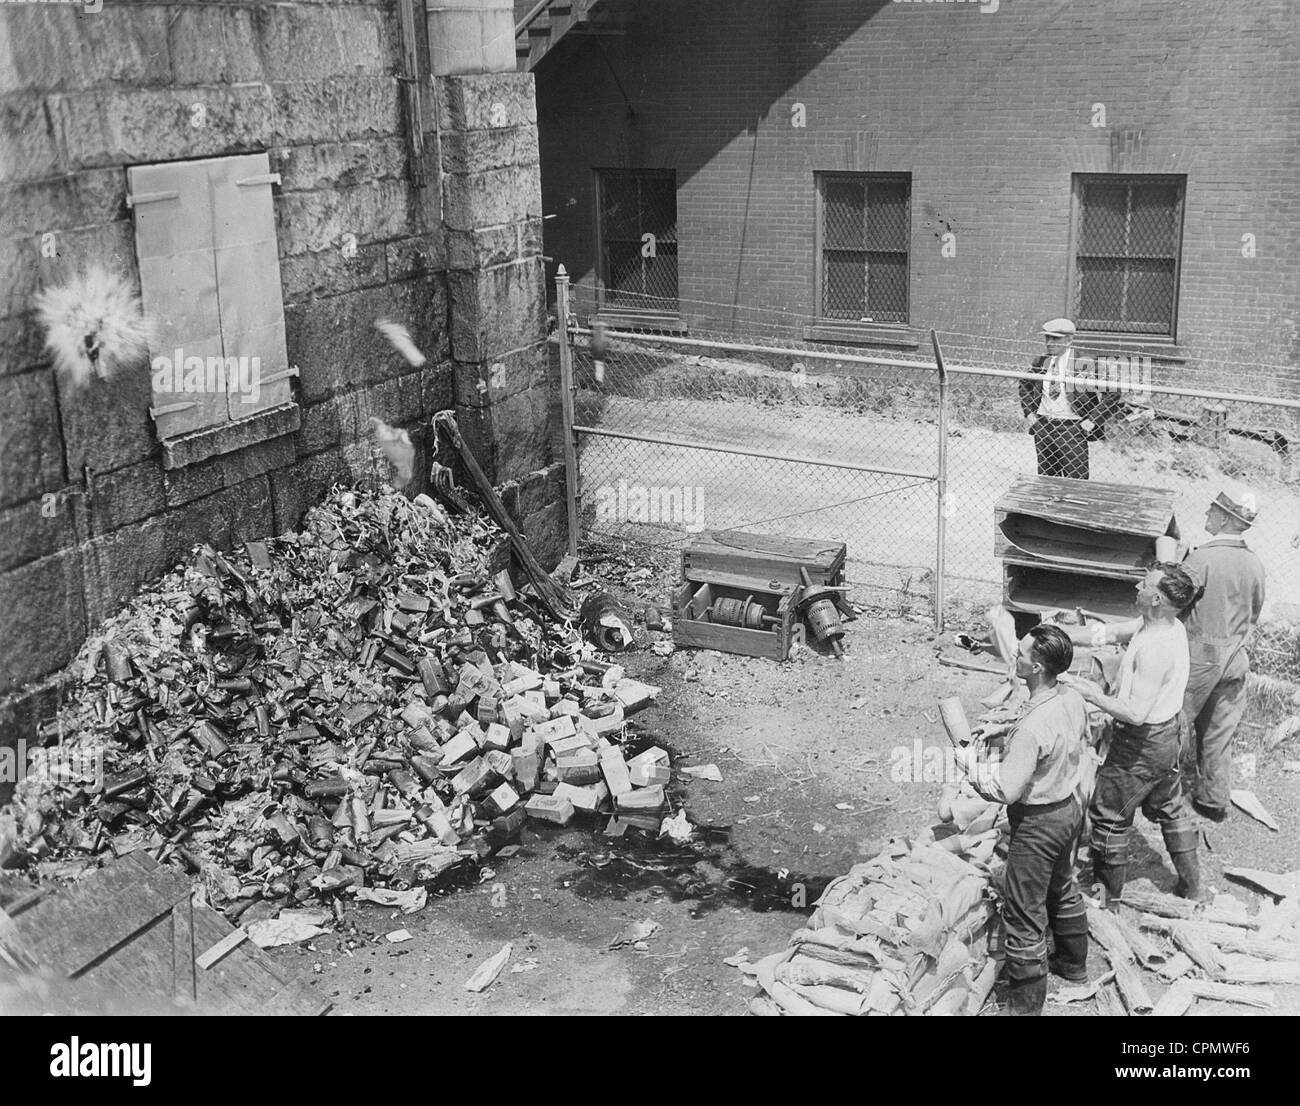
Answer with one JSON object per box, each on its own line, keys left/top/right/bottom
{"left": 742, "top": 698, "right": 1013, "bottom": 1016}
{"left": 0, "top": 485, "right": 664, "bottom": 929}
{"left": 746, "top": 820, "right": 1006, "bottom": 1016}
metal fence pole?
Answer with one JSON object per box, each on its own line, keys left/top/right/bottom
{"left": 555, "top": 264, "right": 580, "bottom": 559}
{"left": 931, "top": 329, "right": 949, "bottom": 634}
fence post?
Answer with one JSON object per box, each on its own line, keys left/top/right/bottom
{"left": 556, "top": 264, "right": 580, "bottom": 559}
{"left": 931, "top": 329, "right": 949, "bottom": 634}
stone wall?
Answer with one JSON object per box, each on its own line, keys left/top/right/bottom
{"left": 0, "top": 2, "right": 565, "bottom": 752}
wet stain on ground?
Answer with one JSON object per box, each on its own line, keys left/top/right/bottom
{"left": 547, "top": 824, "right": 833, "bottom": 917}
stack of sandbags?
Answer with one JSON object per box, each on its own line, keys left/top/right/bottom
{"left": 746, "top": 832, "right": 1004, "bottom": 1016}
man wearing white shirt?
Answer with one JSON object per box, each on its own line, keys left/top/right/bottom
{"left": 1019, "top": 317, "right": 1106, "bottom": 479}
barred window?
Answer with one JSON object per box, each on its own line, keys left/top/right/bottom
{"left": 595, "top": 169, "right": 678, "bottom": 313}
{"left": 816, "top": 173, "right": 910, "bottom": 324}
{"left": 1072, "top": 175, "right": 1185, "bottom": 337}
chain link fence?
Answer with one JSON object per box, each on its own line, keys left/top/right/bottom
{"left": 551, "top": 273, "right": 1300, "bottom": 638}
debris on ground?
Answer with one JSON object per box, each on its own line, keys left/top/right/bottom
{"left": 463, "top": 942, "right": 512, "bottom": 992}
{"left": 1230, "top": 790, "right": 1280, "bottom": 831}
{"left": 659, "top": 808, "right": 692, "bottom": 843}
{"left": 680, "top": 764, "right": 723, "bottom": 782}
{"left": 579, "top": 591, "right": 635, "bottom": 651}
{"left": 0, "top": 485, "right": 678, "bottom": 936}
{"left": 609, "top": 917, "right": 660, "bottom": 949}
{"left": 246, "top": 915, "right": 328, "bottom": 948}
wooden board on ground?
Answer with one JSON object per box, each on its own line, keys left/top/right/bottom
{"left": 13, "top": 851, "right": 328, "bottom": 1015}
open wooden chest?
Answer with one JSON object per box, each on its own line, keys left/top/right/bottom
{"left": 672, "top": 571, "right": 801, "bottom": 661}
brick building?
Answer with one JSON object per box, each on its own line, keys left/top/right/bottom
{"left": 0, "top": 0, "right": 562, "bottom": 747}
{"left": 523, "top": 0, "right": 1299, "bottom": 391}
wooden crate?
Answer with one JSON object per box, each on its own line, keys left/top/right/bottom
{"left": 994, "top": 476, "right": 1179, "bottom": 620}
{"left": 682, "top": 531, "right": 846, "bottom": 590}
{"left": 672, "top": 573, "right": 800, "bottom": 660}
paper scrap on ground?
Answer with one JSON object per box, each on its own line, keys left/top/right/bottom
{"left": 660, "top": 809, "right": 693, "bottom": 842}
{"left": 464, "top": 942, "right": 512, "bottom": 992}
{"left": 385, "top": 929, "right": 413, "bottom": 943}
{"left": 246, "top": 917, "right": 328, "bottom": 949}
{"left": 355, "top": 886, "right": 428, "bottom": 914}
{"left": 1231, "top": 790, "right": 1280, "bottom": 831}
{"left": 681, "top": 764, "right": 723, "bottom": 782}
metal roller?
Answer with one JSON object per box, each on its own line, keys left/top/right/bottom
{"left": 709, "top": 594, "right": 779, "bottom": 630}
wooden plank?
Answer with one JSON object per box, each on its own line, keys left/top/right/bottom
{"left": 19, "top": 852, "right": 192, "bottom": 978}
{"left": 682, "top": 530, "right": 846, "bottom": 588}
{"left": 172, "top": 899, "right": 196, "bottom": 1002}
{"left": 78, "top": 916, "right": 178, "bottom": 1000}
{"left": 433, "top": 412, "right": 574, "bottom": 622}
{"left": 995, "top": 475, "right": 1176, "bottom": 537}
{"left": 673, "top": 617, "right": 786, "bottom": 660}
{"left": 194, "top": 927, "right": 248, "bottom": 971}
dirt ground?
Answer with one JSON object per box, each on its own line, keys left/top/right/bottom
{"left": 268, "top": 578, "right": 1300, "bottom": 1017}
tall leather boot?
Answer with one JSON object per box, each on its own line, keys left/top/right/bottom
{"left": 1091, "top": 844, "right": 1127, "bottom": 910}
{"left": 1163, "top": 825, "right": 1209, "bottom": 902}
{"left": 1004, "top": 975, "right": 1048, "bottom": 1017}
{"left": 1048, "top": 915, "right": 1089, "bottom": 983}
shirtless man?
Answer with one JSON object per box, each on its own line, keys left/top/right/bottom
{"left": 1059, "top": 563, "right": 1204, "bottom": 907}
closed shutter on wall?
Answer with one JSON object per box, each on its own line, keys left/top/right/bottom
{"left": 128, "top": 153, "right": 293, "bottom": 442}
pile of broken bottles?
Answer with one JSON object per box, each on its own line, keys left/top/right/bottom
{"left": 1, "top": 486, "right": 665, "bottom": 927}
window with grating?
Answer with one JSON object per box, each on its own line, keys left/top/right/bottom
{"left": 596, "top": 169, "right": 678, "bottom": 313}
{"left": 1072, "top": 175, "right": 1185, "bottom": 337}
{"left": 817, "top": 173, "right": 910, "bottom": 324}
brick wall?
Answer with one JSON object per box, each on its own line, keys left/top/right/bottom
{"left": 0, "top": 2, "right": 559, "bottom": 743}
{"left": 535, "top": 0, "right": 1300, "bottom": 393}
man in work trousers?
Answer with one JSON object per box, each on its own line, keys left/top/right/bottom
{"left": 1060, "top": 563, "right": 1206, "bottom": 907}
{"left": 1181, "top": 490, "right": 1266, "bottom": 822}
{"left": 1019, "top": 318, "right": 1107, "bottom": 479}
{"left": 956, "top": 625, "right": 1091, "bottom": 1016}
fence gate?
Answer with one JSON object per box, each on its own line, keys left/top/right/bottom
{"left": 553, "top": 268, "right": 952, "bottom": 629}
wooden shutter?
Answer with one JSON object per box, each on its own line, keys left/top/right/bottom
{"left": 209, "top": 153, "right": 293, "bottom": 419}
{"left": 129, "top": 153, "right": 292, "bottom": 442}
{"left": 128, "top": 159, "right": 229, "bottom": 439}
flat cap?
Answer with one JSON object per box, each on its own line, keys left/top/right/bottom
{"left": 1041, "top": 317, "right": 1076, "bottom": 338}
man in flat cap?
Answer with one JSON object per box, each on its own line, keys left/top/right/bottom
{"left": 1019, "top": 318, "right": 1109, "bottom": 479}
{"left": 1179, "top": 489, "right": 1266, "bottom": 821}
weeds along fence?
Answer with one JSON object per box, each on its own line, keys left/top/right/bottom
{"left": 550, "top": 271, "right": 1300, "bottom": 642}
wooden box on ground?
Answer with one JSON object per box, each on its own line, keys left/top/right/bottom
{"left": 995, "top": 476, "right": 1179, "bottom": 621}
{"left": 672, "top": 572, "right": 799, "bottom": 661}
{"left": 681, "top": 531, "right": 846, "bottom": 590}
